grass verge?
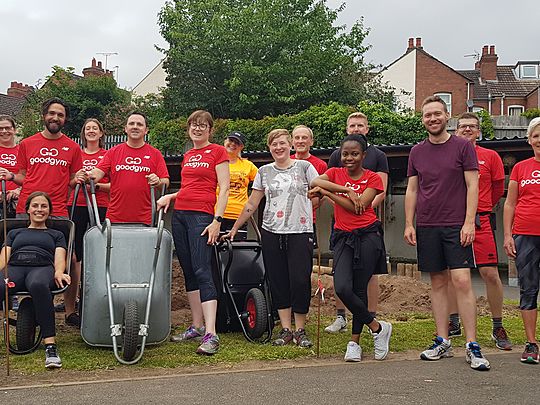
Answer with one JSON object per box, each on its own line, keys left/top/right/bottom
{"left": 0, "top": 313, "right": 533, "bottom": 376}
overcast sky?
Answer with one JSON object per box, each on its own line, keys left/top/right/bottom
{"left": 2, "top": 0, "right": 538, "bottom": 93}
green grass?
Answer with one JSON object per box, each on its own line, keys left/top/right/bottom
{"left": 1, "top": 313, "right": 535, "bottom": 376}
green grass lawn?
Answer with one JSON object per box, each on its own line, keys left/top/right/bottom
{"left": 1, "top": 313, "right": 534, "bottom": 376}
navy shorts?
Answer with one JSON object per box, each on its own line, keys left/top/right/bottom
{"left": 416, "top": 226, "right": 475, "bottom": 272}
{"left": 514, "top": 235, "right": 540, "bottom": 310}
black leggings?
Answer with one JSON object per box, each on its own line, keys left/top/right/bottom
{"left": 72, "top": 205, "right": 107, "bottom": 262}
{"left": 333, "top": 233, "right": 383, "bottom": 334}
{"left": 1, "top": 266, "right": 56, "bottom": 338}
{"left": 261, "top": 230, "right": 313, "bottom": 314}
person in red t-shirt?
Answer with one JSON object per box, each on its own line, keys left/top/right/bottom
{"left": 62, "top": 118, "right": 111, "bottom": 327}
{"left": 89, "top": 112, "right": 169, "bottom": 224}
{"left": 291, "top": 125, "right": 326, "bottom": 246}
{"left": 0, "top": 98, "right": 84, "bottom": 219}
{"left": 447, "top": 112, "right": 512, "bottom": 350}
{"left": 0, "top": 114, "right": 21, "bottom": 217}
{"left": 310, "top": 134, "right": 392, "bottom": 362}
{"left": 157, "top": 110, "right": 229, "bottom": 356}
{"left": 504, "top": 117, "right": 540, "bottom": 364}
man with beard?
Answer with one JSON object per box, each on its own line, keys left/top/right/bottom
{"left": 0, "top": 98, "right": 83, "bottom": 218}
{"left": 404, "top": 95, "right": 490, "bottom": 371}
{"left": 89, "top": 112, "right": 169, "bottom": 224}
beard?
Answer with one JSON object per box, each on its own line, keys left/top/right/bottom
{"left": 426, "top": 124, "right": 446, "bottom": 137}
{"left": 45, "top": 120, "right": 63, "bottom": 134}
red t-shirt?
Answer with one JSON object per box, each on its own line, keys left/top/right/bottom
{"left": 292, "top": 153, "right": 328, "bottom": 222}
{"left": 325, "top": 167, "right": 383, "bottom": 232}
{"left": 15, "top": 133, "right": 82, "bottom": 217}
{"left": 67, "top": 148, "right": 109, "bottom": 207}
{"left": 175, "top": 144, "right": 229, "bottom": 215}
{"left": 0, "top": 145, "right": 19, "bottom": 191}
{"left": 476, "top": 145, "right": 505, "bottom": 212}
{"left": 96, "top": 143, "right": 169, "bottom": 224}
{"left": 509, "top": 157, "right": 540, "bottom": 235}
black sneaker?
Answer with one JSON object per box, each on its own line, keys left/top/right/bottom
{"left": 55, "top": 300, "right": 79, "bottom": 313}
{"left": 65, "top": 313, "right": 81, "bottom": 328}
{"left": 45, "top": 344, "right": 62, "bottom": 369}
{"left": 272, "top": 328, "right": 293, "bottom": 346}
{"left": 448, "top": 322, "right": 462, "bottom": 338}
{"left": 293, "top": 328, "right": 313, "bottom": 348}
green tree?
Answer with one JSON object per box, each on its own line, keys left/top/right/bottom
{"left": 18, "top": 66, "right": 131, "bottom": 139}
{"left": 158, "top": 0, "right": 388, "bottom": 119}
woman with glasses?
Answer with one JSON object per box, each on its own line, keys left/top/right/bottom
{"left": 0, "top": 115, "right": 21, "bottom": 218}
{"left": 157, "top": 111, "right": 229, "bottom": 355}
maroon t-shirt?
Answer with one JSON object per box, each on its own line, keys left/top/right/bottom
{"left": 407, "top": 135, "right": 478, "bottom": 227}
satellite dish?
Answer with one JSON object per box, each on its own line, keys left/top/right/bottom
{"left": 466, "top": 99, "right": 474, "bottom": 108}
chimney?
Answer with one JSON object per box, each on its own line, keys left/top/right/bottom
{"left": 407, "top": 37, "right": 414, "bottom": 50}
{"left": 415, "top": 37, "right": 422, "bottom": 49}
{"left": 478, "top": 44, "right": 498, "bottom": 81}
{"left": 83, "top": 58, "right": 105, "bottom": 78}
{"left": 7, "top": 81, "right": 33, "bottom": 98}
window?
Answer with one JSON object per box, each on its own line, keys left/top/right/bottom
{"left": 472, "top": 106, "right": 483, "bottom": 113}
{"left": 434, "top": 93, "right": 452, "bottom": 115}
{"left": 508, "top": 105, "right": 524, "bottom": 116}
{"left": 520, "top": 65, "right": 538, "bottom": 79}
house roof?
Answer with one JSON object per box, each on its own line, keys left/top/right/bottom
{"left": 0, "top": 93, "right": 25, "bottom": 116}
{"left": 458, "top": 65, "right": 540, "bottom": 100}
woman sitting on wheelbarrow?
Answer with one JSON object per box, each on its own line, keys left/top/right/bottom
{"left": 0, "top": 191, "right": 70, "bottom": 368}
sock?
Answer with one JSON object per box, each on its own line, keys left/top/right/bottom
{"left": 492, "top": 317, "right": 503, "bottom": 330}
{"left": 449, "top": 313, "right": 460, "bottom": 328}
{"left": 337, "top": 309, "right": 346, "bottom": 319}
{"left": 373, "top": 323, "right": 382, "bottom": 334}
{"left": 369, "top": 311, "right": 377, "bottom": 318}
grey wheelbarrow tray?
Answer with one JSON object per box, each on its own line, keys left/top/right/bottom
{"left": 80, "top": 182, "right": 172, "bottom": 365}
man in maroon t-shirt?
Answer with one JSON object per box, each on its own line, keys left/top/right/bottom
{"left": 405, "top": 96, "right": 490, "bottom": 371}
{"left": 89, "top": 112, "right": 169, "bottom": 224}
{"left": 0, "top": 98, "right": 84, "bottom": 218}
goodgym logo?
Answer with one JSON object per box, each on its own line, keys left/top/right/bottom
{"left": 184, "top": 154, "right": 209, "bottom": 169}
{"left": 115, "top": 156, "right": 149, "bottom": 173}
{"left": 83, "top": 158, "right": 98, "bottom": 171}
{"left": 29, "top": 147, "right": 67, "bottom": 166}
{"left": 0, "top": 153, "right": 16, "bottom": 166}
{"left": 520, "top": 169, "right": 540, "bottom": 187}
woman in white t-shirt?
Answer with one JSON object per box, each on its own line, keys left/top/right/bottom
{"left": 223, "top": 129, "right": 318, "bottom": 348}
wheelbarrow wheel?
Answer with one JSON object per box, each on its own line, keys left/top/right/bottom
{"left": 122, "top": 300, "right": 139, "bottom": 361}
{"left": 16, "top": 297, "right": 38, "bottom": 352}
{"left": 243, "top": 288, "right": 267, "bottom": 339}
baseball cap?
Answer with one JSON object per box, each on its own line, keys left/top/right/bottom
{"left": 227, "top": 131, "right": 246, "bottom": 146}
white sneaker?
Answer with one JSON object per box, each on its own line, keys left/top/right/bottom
{"left": 466, "top": 342, "right": 490, "bottom": 371}
{"left": 420, "top": 337, "right": 453, "bottom": 361}
{"left": 344, "top": 341, "right": 362, "bottom": 362}
{"left": 371, "top": 320, "right": 392, "bottom": 360}
{"left": 324, "top": 316, "right": 347, "bottom": 333}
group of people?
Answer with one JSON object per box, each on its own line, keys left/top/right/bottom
{"left": 0, "top": 95, "right": 538, "bottom": 371}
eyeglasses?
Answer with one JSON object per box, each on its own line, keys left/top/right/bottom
{"left": 190, "top": 122, "right": 209, "bottom": 130}
{"left": 457, "top": 124, "right": 479, "bottom": 130}
{"left": 0, "top": 126, "right": 14, "bottom": 132}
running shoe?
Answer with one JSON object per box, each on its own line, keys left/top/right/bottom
{"left": 420, "top": 337, "right": 453, "bottom": 361}
{"left": 324, "top": 315, "right": 347, "bottom": 333}
{"left": 272, "top": 328, "right": 293, "bottom": 346}
{"left": 65, "top": 313, "right": 81, "bottom": 328}
{"left": 293, "top": 329, "right": 313, "bottom": 348}
{"left": 448, "top": 321, "right": 462, "bottom": 338}
{"left": 492, "top": 326, "right": 513, "bottom": 351}
{"left": 196, "top": 333, "right": 220, "bottom": 355}
{"left": 170, "top": 325, "right": 205, "bottom": 342}
{"left": 466, "top": 342, "right": 490, "bottom": 371}
{"left": 45, "top": 344, "right": 62, "bottom": 369}
{"left": 344, "top": 341, "right": 362, "bottom": 362}
{"left": 371, "top": 320, "right": 392, "bottom": 360}
{"left": 520, "top": 342, "right": 539, "bottom": 364}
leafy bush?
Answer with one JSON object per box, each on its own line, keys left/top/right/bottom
{"left": 522, "top": 108, "right": 540, "bottom": 119}
{"left": 476, "top": 109, "right": 494, "bottom": 139}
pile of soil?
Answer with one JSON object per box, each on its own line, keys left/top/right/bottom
{"left": 170, "top": 261, "right": 518, "bottom": 326}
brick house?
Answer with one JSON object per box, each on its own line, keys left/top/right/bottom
{"left": 380, "top": 38, "right": 540, "bottom": 116}
{"left": 0, "top": 82, "right": 33, "bottom": 116}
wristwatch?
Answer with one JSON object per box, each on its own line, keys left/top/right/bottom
{"left": 214, "top": 216, "right": 223, "bottom": 223}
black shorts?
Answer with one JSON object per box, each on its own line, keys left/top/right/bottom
{"left": 514, "top": 234, "right": 540, "bottom": 310}
{"left": 416, "top": 226, "right": 475, "bottom": 272}
{"left": 72, "top": 205, "right": 107, "bottom": 262}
